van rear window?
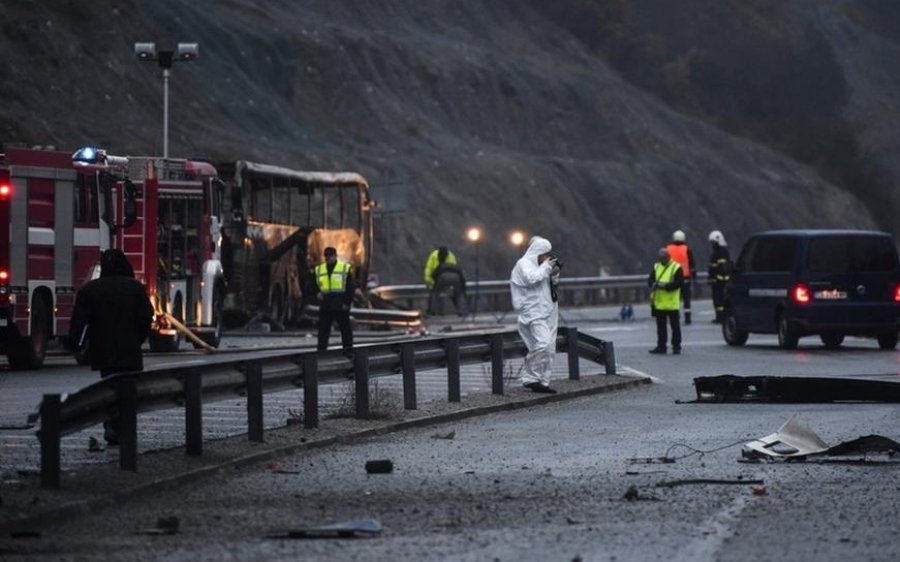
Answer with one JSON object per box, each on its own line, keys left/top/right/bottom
{"left": 807, "top": 236, "right": 899, "bottom": 273}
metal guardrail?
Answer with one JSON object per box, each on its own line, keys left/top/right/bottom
{"left": 371, "top": 272, "right": 710, "bottom": 312}
{"left": 36, "top": 327, "right": 615, "bottom": 488}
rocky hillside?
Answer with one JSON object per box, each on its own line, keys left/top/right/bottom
{"left": 2, "top": 1, "right": 897, "bottom": 282}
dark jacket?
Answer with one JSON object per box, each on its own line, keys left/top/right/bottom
{"left": 70, "top": 250, "right": 153, "bottom": 374}
{"left": 432, "top": 263, "right": 467, "bottom": 294}
{"left": 708, "top": 244, "right": 733, "bottom": 282}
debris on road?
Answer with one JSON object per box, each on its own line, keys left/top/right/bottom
{"left": 621, "top": 485, "right": 659, "bottom": 502}
{"left": 655, "top": 478, "right": 764, "bottom": 488}
{"left": 268, "top": 518, "right": 382, "bottom": 539}
{"left": 431, "top": 430, "right": 456, "bottom": 440}
{"left": 743, "top": 416, "right": 900, "bottom": 460}
{"left": 87, "top": 437, "right": 104, "bottom": 453}
{"left": 693, "top": 374, "right": 900, "bottom": 403}
{"left": 136, "top": 515, "right": 180, "bottom": 535}
{"left": 365, "top": 459, "right": 393, "bottom": 474}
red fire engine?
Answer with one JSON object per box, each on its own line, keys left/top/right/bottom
{"left": 0, "top": 146, "right": 225, "bottom": 369}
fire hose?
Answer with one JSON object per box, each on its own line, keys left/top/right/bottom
{"left": 163, "top": 312, "right": 216, "bottom": 353}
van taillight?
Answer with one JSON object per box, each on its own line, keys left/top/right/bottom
{"left": 0, "top": 269, "right": 8, "bottom": 282}
{"left": 894, "top": 285, "right": 900, "bottom": 303}
{"left": 0, "top": 183, "right": 11, "bottom": 199}
{"left": 792, "top": 284, "right": 811, "bottom": 304}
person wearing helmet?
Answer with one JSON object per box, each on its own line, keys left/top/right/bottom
{"left": 666, "top": 229, "right": 696, "bottom": 325}
{"left": 708, "top": 230, "right": 732, "bottom": 323}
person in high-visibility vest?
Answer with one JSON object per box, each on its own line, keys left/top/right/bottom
{"left": 648, "top": 247, "right": 684, "bottom": 354}
{"left": 315, "top": 246, "right": 356, "bottom": 353}
{"left": 666, "top": 229, "right": 696, "bottom": 325}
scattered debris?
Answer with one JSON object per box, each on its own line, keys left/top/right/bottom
{"left": 88, "top": 436, "right": 105, "bottom": 452}
{"left": 431, "top": 431, "right": 456, "bottom": 440}
{"left": 268, "top": 518, "right": 382, "bottom": 539}
{"left": 752, "top": 486, "right": 768, "bottom": 496}
{"left": 743, "top": 416, "right": 900, "bottom": 460}
{"left": 693, "top": 374, "right": 900, "bottom": 403}
{"left": 627, "top": 456, "right": 676, "bottom": 464}
{"left": 267, "top": 461, "right": 284, "bottom": 471}
{"left": 365, "top": 459, "right": 393, "bottom": 474}
{"left": 621, "top": 485, "right": 659, "bottom": 502}
{"left": 655, "top": 478, "right": 764, "bottom": 488}
{"left": 10, "top": 530, "right": 41, "bottom": 539}
{"left": 137, "top": 515, "right": 180, "bottom": 536}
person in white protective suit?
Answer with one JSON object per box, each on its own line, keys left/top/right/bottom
{"left": 509, "top": 236, "right": 560, "bottom": 394}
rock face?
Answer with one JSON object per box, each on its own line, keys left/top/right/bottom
{"left": 0, "top": 1, "right": 895, "bottom": 281}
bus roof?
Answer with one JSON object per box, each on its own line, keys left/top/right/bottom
{"left": 236, "top": 160, "right": 369, "bottom": 188}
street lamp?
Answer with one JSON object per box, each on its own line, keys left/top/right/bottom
{"left": 467, "top": 227, "right": 482, "bottom": 319}
{"left": 134, "top": 42, "right": 199, "bottom": 158}
{"left": 509, "top": 230, "right": 526, "bottom": 249}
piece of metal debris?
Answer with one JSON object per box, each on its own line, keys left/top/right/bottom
{"left": 655, "top": 478, "right": 764, "bottom": 488}
{"left": 137, "top": 515, "right": 180, "bottom": 536}
{"left": 268, "top": 518, "right": 382, "bottom": 539}
{"left": 365, "top": 459, "right": 393, "bottom": 474}
{"left": 88, "top": 436, "right": 104, "bottom": 453}
{"left": 431, "top": 431, "right": 456, "bottom": 440}
{"left": 743, "top": 416, "right": 900, "bottom": 460}
{"left": 693, "top": 374, "right": 900, "bottom": 403}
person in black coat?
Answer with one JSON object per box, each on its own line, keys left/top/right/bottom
{"left": 70, "top": 249, "right": 154, "bottom": 444}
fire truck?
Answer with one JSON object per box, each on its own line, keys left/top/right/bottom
{"left": 0, "top": 146, "right": 225, "bottom": 369}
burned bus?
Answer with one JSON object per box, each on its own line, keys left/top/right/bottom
{"left": 218, "top": 160, "right": 374, "bottom": 326}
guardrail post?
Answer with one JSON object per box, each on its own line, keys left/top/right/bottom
{"left": 184, "top": 370, "right": 203, "bottom": 456}
{"left": 566, "top": 327, "right": 580, "bottom": 380}
{"left": 604, "top": 341, "right": 617, "bottom": 375}
{"left": 303, "top": 354, "right": 319, "bottom": 429}
{"left": 447, "top": 339, "right": 461, "bottom": 402}
{"left": 246, "top": 362, "right": 264, "bottom": 442}
{"left": 118, "top": 377, "right": 138, "bottom": 471}
{"left": 401, "top": 343, "right": 416, "bottom": 410}
{"left": 39, "top": 394, "right": 61, "bottom": 489}
{"left": 490, "top": 334, "right": 504, "bottom": 395}
{"left": 354, "top": 348, "right": 370, "bottom": 418}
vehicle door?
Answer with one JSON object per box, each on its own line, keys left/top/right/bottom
{"left": 743, "top": 235, "right": 798, "bottom": 331}
{"left": 805, "top": 235, "right": 900, "bottom": 325}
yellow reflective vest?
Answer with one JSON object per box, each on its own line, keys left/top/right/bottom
{"left": 316, "top": 260, "right": 351, "bottom": 293}
{"left": 652, "top": 261, "right": 681, "bottom": 311}
{"left": 424, "top": 249, "right": 458, "bottom": 288}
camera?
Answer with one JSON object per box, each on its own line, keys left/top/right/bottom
{"left": 548, "top": 254, "right": 563, "bottom": 270}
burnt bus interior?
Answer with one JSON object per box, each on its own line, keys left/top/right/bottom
{"left": 218, "top": 162, "right": 372, "bottom": 327}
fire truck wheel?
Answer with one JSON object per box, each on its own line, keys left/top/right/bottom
{"left": 8, "top": 295, "right": 49, "bottom": 370}
{"left": 195, "top": 287, "right": 223, "bottom": 349}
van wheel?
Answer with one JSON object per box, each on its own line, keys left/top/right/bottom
{"left": 777, "top": 316, "right": 799, "bottom": 350}
{"left": 877, "top": 331, "right": 898, "bottom": 350}
{"left": 722, "top": 310, "right": 748, "bottom": 346}
{"left": 820, "top": 333, "right": 844, "bottom": 349}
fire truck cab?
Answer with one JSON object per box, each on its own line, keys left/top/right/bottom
{"left": 0, "top": 146, "right": 225, "bottom": 369}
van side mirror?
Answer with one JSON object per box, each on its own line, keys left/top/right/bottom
{"left": 121, "top": 179, "right": 137, "bottom": 228}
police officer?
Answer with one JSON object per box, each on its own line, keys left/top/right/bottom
{"left": 315, "top": 247, "right": 356, "bottom": 353}
{"left": 708, "top": 230, "right": 732, "bottom": 323}
{"left": 666, "top": 230, "right": 696, "bottom": 324}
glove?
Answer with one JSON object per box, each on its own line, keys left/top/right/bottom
{"left": 550, "top": 264, "right": 561, "bottom": 278}
{"left": 545, "top": 257, "right": 558, "bottom": 270}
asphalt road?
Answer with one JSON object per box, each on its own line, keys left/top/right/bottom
{"left": 3, "top": 303, "right": 900, "bottom": 561}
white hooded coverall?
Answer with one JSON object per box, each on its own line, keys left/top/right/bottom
{"left": 509, "top": 236, "right": 558, "bottom": 386}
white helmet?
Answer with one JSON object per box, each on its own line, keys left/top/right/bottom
{"left": 672, "top": 230, "right": 686, "bottom": 242}
{"left": 708, "top": 230, "right": 727, "bottom": 246}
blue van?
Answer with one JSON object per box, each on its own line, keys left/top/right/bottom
{"left": 722, "top": 229, "right": 900, "bottom": 350}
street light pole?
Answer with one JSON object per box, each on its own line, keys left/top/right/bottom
{"left": 467, "top": 227, "right": 482, "bottom": 320}
{"left": 135, "top": 42, "right": 199, "bottom": 159}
